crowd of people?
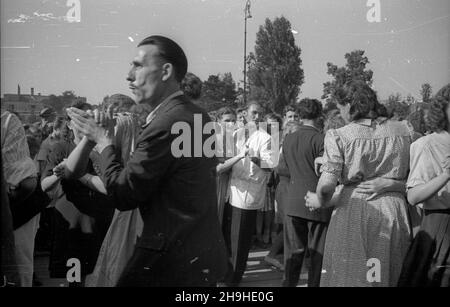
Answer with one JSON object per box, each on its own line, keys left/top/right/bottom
{"left": 1, "top": 35, "right": 449, "bottom": 287}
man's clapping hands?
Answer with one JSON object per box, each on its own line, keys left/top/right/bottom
{"left": 66, "top": 106, "right": 116, "bottom": 152}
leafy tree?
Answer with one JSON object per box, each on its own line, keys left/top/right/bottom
{"left": 405, "top": 94, "right": 415, "bottom": 105}
{"left": 420, "top": 83, "right": 432, "bottom": 103}
{"left": 41, "top": 90, "right": 82, "bottom": 114}
{"left": 387, "top": 93, "right": 402, "bottom": 104}
{"left": 62, "top": 90, "right": 76, "bottom": 98}
{"left": 247, "top": 16, "right": 304, "bottom": 114}
{"left": 221, "top": 73, "right": 238, "bottom": 103}
{"left": 202, "top": 73, "right": 237, "bottom": 104}
{"left": 42, "top": 94, "right": 63, "bottom": 113}
{"left": 322, "top": 50, "right": 373, "bottom": 104}
{"left": 385, "top": 95, "right": 409, "bottom": 120}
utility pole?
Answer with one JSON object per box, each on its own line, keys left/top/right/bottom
{"left": 243, "top": 0, "right": 251, "bottom": 105}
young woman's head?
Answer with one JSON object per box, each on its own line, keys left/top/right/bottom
{"left": 425, "top": 97, "right": 450, "bottom": 133}
{"left": 336, "top": 81, "right": 387, "bottom": 123}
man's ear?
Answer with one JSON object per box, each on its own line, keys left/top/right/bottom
{"left": 161, "top": 63, "right": 174, "bottom": 82}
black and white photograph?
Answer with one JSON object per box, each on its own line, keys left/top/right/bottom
{"left": 1, "top": 0, "right": 449, "bottom": 295}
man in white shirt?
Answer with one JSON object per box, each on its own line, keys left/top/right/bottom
{"left": 222, "top": 101, "right": 275, "bottom": 286}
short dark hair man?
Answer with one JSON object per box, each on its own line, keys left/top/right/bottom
{"left": 64, "top": 35, "right": 228, "bottom": 286}
{"left": 279, "top": 98, "right": 332, "bottom": 287}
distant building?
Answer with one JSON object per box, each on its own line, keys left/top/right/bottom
{"left": 0, "top": 85, "right": 86, "bottom": 123}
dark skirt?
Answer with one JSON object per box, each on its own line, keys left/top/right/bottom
{"left": 398, "top": 209, "right": 450, "bottom": 287}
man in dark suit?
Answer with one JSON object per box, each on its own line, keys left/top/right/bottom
{"left": 279, "top": 98, "right": 333, "bottom": 287}
{"left": 65, "top": 35, "right": 228, "bottom": 286}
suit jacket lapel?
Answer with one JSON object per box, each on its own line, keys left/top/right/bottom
{"left": 138, "top": 95, "right": 188, "bottom": 142}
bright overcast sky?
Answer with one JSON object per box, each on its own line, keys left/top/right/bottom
{"left": 1, "top": 0, "right": 449, "bottom": 104}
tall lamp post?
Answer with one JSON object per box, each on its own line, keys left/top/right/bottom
{"left": 243, "top": 0, "right": 252, "bottom": 105}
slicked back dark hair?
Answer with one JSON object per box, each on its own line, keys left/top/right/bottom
{"left": 298, "top": 98, "right": 323, "bottom": 120}
{"left": 138, "top": 35, "right": 188, "bottom": 83}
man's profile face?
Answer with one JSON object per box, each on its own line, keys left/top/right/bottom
{"left": 284, "top": 111, "right": 299, "bottom": 124}
{"left": 246, "top": 104, "right": 263, "bottom": 124}
{"left": 127, "top": 44, "right": 164, "bottom": 104}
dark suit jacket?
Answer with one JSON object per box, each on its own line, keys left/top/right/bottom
{"left": 281, "top": 125, "right": 333, "bottom": 223}
{"left": 99, "top": 94, "right": 228, "bottom": 286}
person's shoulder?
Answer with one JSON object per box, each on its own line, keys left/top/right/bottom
{"left": 310, "top": 127, "right": 324, "bottom": 138}
{"left": 312, "top": 131, "right": 325, "bottom": 145}
{"left": 410, "top": 133, "right": 433, "bottom": 155}
{"left": 1, "top": 111, "right": 21, "bottom": 126}
{"left": 283, "top": 129, "right": 301, "bottom": 146}
{"left": 323, "top": 127, "right": 338, "bottom": 137}
{"left": 380, "top": 118, "right": 412, "bottom": 134}
{"left": 412, "top": 132, "right": 441, "bottom": 147}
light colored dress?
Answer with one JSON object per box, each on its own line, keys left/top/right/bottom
{"left": 85, "top": 113, "right": 143, "bottom": 287}
{"left": 320, "top": 118, "right": 413, "bottom": 287}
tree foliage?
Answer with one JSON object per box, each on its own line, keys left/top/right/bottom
{"left": 384, "top": 93, "right": 409, "bottom": 120}
{"left": 201, "top": 73, "right": 237, "bottom": 104}
{"left": 41, "top": 90, "right": 81, "bottom": 114}
{"left": 247, "top": 16, "right": 304, "bottom": 114}
{"left": 323, "top": 101, "right": 338, "bottom": 116}
{"left": 420, "top": 83, "right": 432, "bottom": 103}
{"left": 322, "top": 50, "right": 373, "bottom": 104}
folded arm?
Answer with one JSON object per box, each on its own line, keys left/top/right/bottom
{"left": 78, "top": 173, "right": 107, "bottom": 195}
{"left": 407, "top": 172, "right": 450, "bottom": 206}
{"left": 217, "top": 151, "right": 246, "bottom": 175}
{"left": 63, "top": 137, "right": 97, "bottom": 179}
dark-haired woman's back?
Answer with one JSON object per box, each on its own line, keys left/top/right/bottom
{"left": 320, "top": 117, "right": 414, "bottom": 287}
